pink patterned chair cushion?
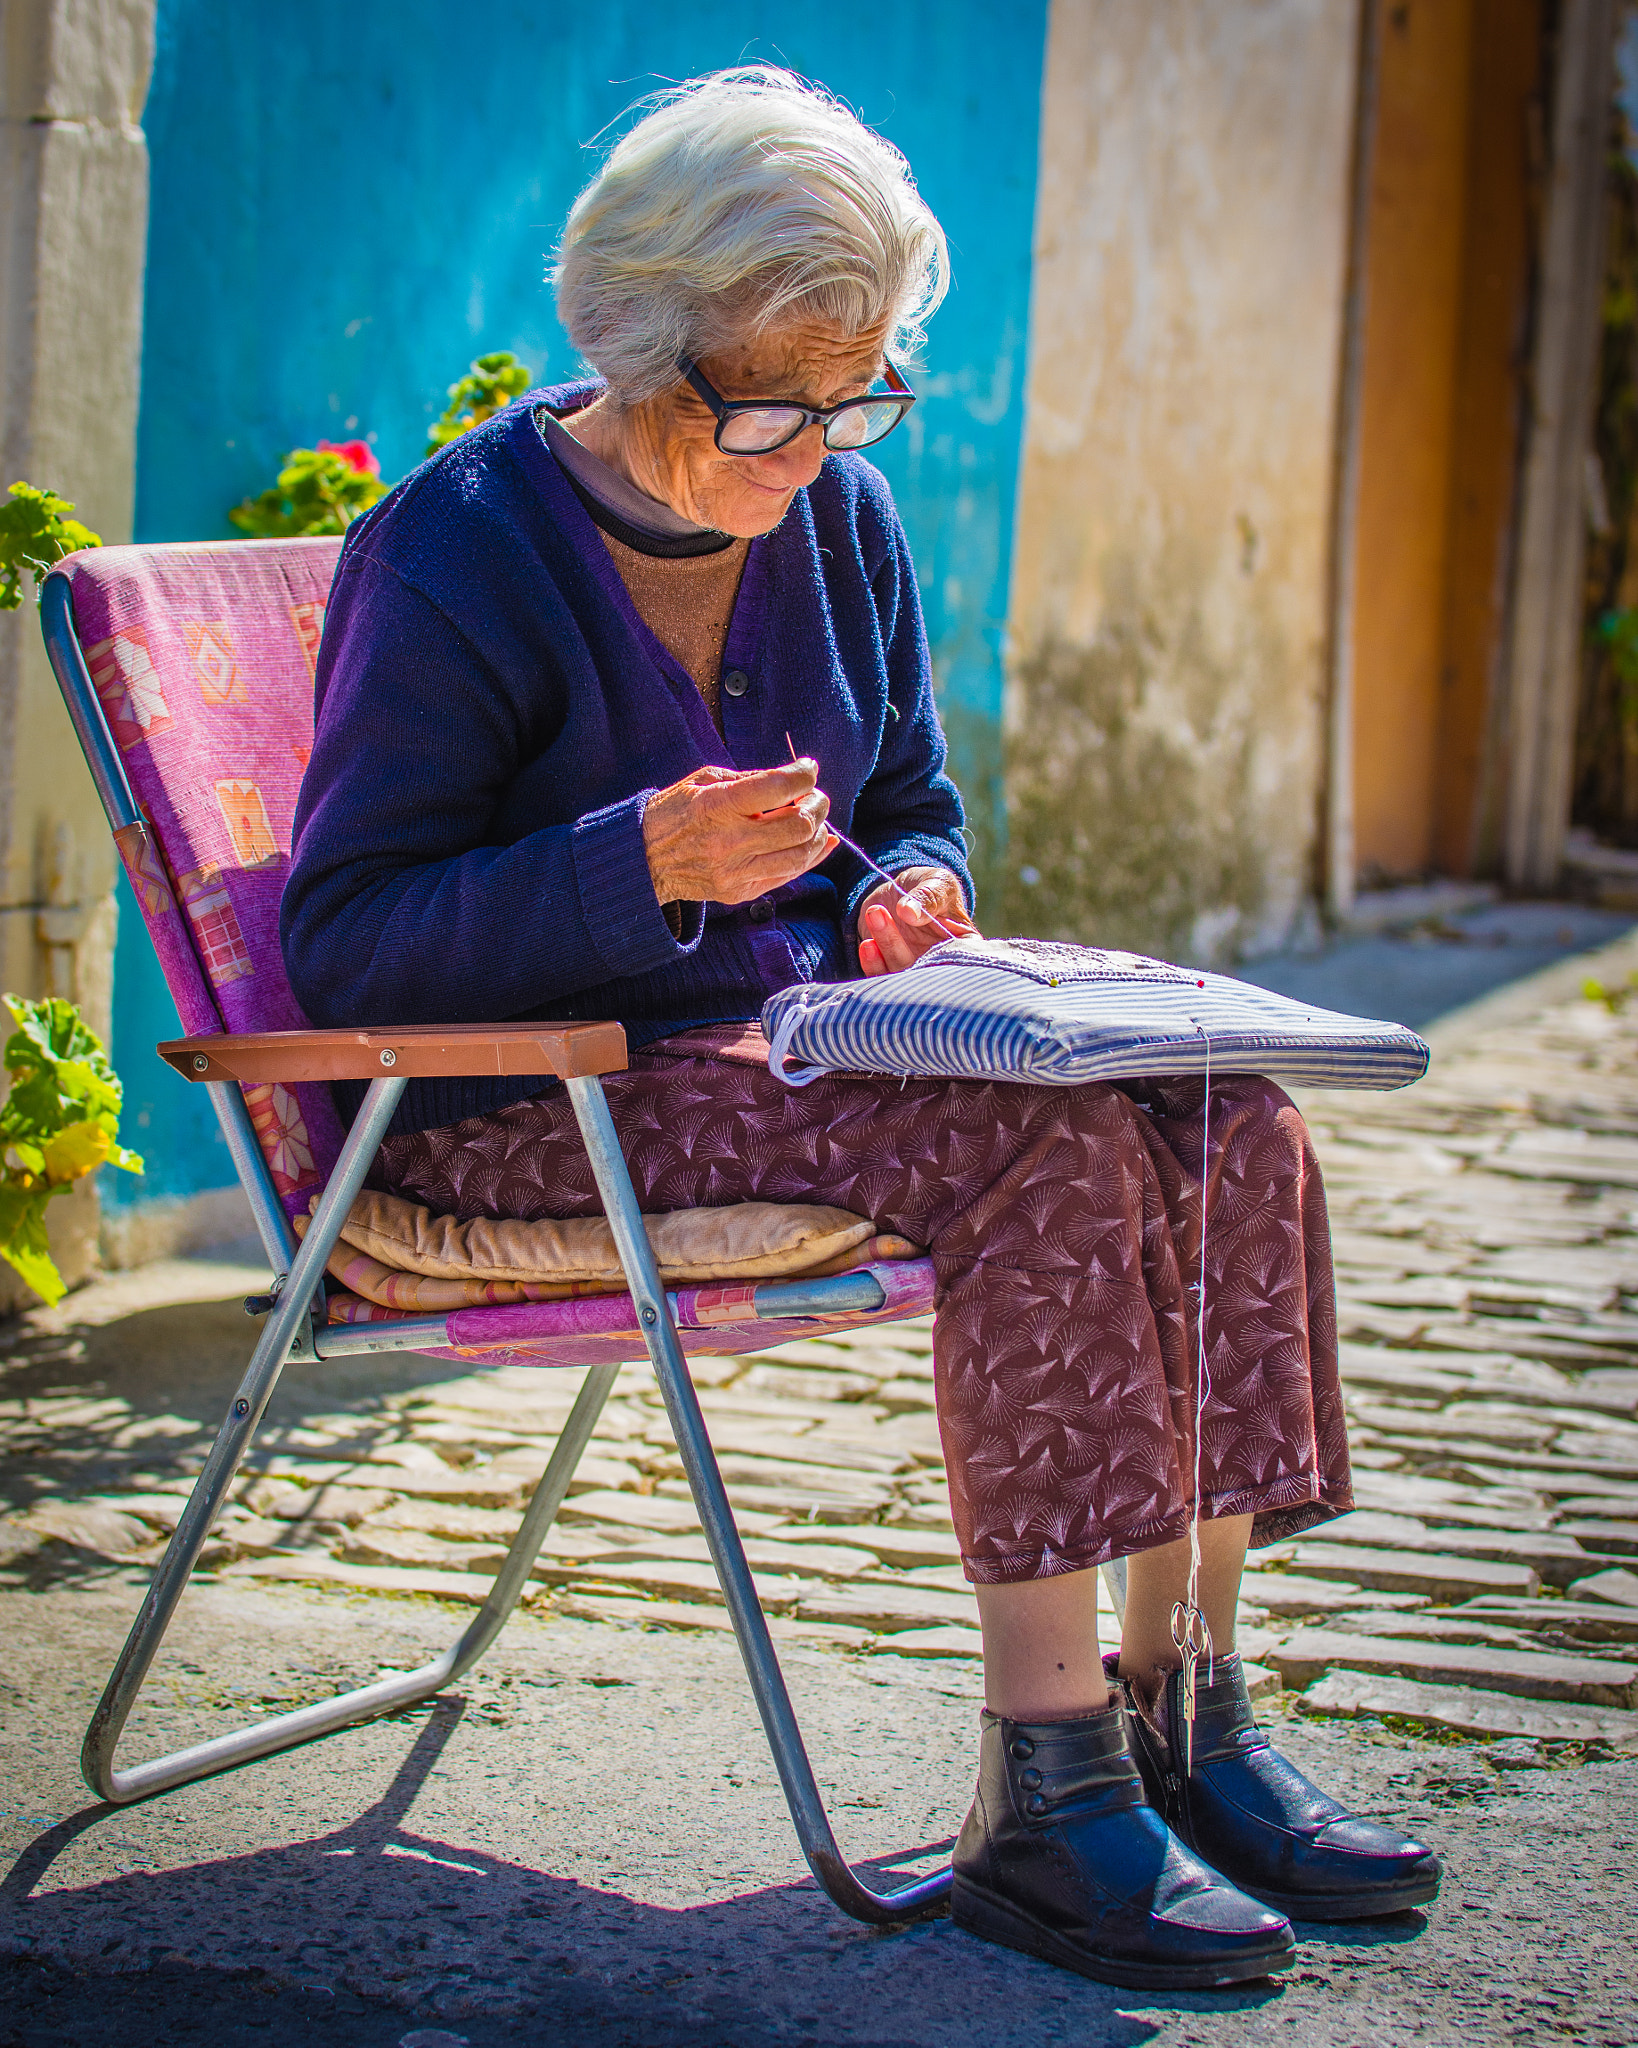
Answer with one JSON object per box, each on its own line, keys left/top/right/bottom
{"left": 59, "top": 539, "right": 348, "bottom": 1217}
{"left": 328, "top": 1258, "right": 933, "bottom": 1368}
{"left": 55, "top": 539, "right": 943, "bottom": 1360}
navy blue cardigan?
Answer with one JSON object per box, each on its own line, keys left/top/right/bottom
{"left": 280, "top": 383, "right": 971, "bottom": 1135}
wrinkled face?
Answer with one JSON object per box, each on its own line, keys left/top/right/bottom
{"left": 639, "top": 316, "right": 893, "bottom": 536}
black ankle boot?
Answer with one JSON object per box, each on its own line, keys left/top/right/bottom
{"left": 951, "top": 1702, "right": 1295, "bottom": 1989}
{"left": 1121, "top": 1651, "right": 1442, "bottom": 1921}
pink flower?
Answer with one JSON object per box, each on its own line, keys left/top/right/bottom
{"left": 316, "top": 438, "right": 380, "bottom": 477}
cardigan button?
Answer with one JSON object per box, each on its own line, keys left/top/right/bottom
{"left": 747, "top": 898, "right": 774, "bottom": 924}
{"left": 722, "top": 668, "right": 750, "bottom": 698}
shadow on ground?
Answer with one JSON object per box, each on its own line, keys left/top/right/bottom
{"left": 0, "top": 1284, "right": 488, "bottom": 1583}
{"left": 0, "top": 1695, "right": 1285, "bottom": 2048}
{"left": 5, "top": 1291, "right": 472, "bottom": 1428}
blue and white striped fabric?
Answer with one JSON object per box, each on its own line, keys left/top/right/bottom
{"left": 762, "top": 938, "right": 1429, "bottom": 1090}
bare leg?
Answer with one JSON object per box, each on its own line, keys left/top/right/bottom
{"left": 974, "top": 1570, "right": 1109, "bottom": 1721}
{"left": 975, "top": 1514, "right": 1254, "bottom": 1723}
{"left": 1117, "top": 1512, "right": 1253, "bottom": 1708}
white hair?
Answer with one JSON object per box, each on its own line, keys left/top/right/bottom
{"left": 552, "top": 67, "right": 950, "bottom": 404}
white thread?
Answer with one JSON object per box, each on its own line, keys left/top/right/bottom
{"left": 784, "top": 731, "right": 967, "bottom": 942}
{"left": 1187, "top": 1021, "right": 1214, "bottom": 1684}
{"left": 765, "top": 990, "right": 825, "bottom": 1087}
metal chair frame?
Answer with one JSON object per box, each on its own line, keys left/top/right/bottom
{"left": 39, "top": 568, "right": 953, "bottom": 1925}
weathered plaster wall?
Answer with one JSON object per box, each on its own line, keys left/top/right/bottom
{"left": 0, "top": 0, "right": 155, "bottom": 1302}
{"left": 1002, "top": 0, "right": 1357, "bottom": 960}
{"left": 111, "top": 0, "right": 1047, "bottom": 1222}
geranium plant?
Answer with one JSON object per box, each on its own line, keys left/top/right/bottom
{"left": 226, "top": 350, "right": 533, "bottom": 538}
{"left": 0, "top": 994, "right": 142, "bottom": 1306}
{"left": 229, "top": 440, "right": 387, "bottom": 540}
{"left": 0, "top": 482, "right": 101, "bottom": 608}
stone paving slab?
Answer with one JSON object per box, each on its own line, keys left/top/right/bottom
{"left": 1267, "top": 1544, "right": 1543, "bottom": 1602}
{"left": 1265, "top": 1628, "right": 1638, "bottom": 1706}
{"left": 1572, "top": 1567, "right": 1638, "bottom": 1605}
{"left": 1297, "top": 1670, "right": 1638, "bottom": 1745}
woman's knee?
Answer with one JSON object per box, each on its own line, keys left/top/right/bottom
{"left": 1210, "top": 1074, "right": 1319, "bottom": 1187}
{"left": 1214, "top": 1072, "right": 1301, "bottom": 1129}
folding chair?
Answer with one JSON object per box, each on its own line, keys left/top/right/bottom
{"left": 39, "top": 537, "right": 950, "bottom": 1924}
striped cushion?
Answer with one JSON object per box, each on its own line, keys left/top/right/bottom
{"left": 762, "top": 938, "right": 1429, "bottom": 1090}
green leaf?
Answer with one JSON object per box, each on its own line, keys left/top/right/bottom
{"left": 0, "top": 1070, "right": 66, "bottom": 1145}
{"left": 0, "top": 993, "right": 141, "bottom": 1304}
{"left": 4, "top": 1139, "right": 45, "bottom": 1179}
{"left": 54, "top": 1059, "right": 121, "bottom": 1118}
{"left": 4, "top": 992, "right": 113, "bottom": 1074}
{"left": 426, "top": 351, "right": 532, "bottom": 454}
{"left": 0, "top": 482, "right": 101, "bottom": 610}
{"left": 0, "top": 1183, "right": 64, "bottom": 1307}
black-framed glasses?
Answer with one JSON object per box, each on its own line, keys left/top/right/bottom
{"left": 679, "top": 356, "right": 916, "bottom": 455}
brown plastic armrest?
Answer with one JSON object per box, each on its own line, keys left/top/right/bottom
{"left": 158, "top": 1021, "right": 629, "bottom": 1085}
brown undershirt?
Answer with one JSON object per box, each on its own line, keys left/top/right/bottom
{"left": 536, "top": 405, "right": 748, "bottom": 734}
{"left": 596, "top": 531, "right": 749, "bottom": 733}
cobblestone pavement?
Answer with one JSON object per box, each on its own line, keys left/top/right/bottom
{"left": 5, "top": 937, "right": 1638, "bottom": 2040}
{"left": 9, "top": 945, "right": 1638, "bottom": 1748}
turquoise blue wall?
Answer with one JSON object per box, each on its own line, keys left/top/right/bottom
{"left": 111, "top": 0, "right": 1046, "bottom": 1211}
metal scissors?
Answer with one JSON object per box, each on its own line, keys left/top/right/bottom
{"left": 1170, "top": 1599, "right": 1214, "bottom": 1775}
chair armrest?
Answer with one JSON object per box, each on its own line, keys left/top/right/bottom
{"left": 158, "top": 1021, "right": 629, "bottom": 1085}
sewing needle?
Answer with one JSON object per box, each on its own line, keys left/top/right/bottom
{"left": 784, "top": 732, "right": 966, "bottom": 942}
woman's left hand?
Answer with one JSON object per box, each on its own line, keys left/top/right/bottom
{"left": 857, "top": 866, "right": 977, "bottom": 977}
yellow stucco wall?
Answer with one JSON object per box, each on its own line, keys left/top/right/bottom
{"left": 1350, "top": 0, "right": 1475, "bottom": 883}
{"left": 1002, "top": 0, "right": 1357, "bottom": 959}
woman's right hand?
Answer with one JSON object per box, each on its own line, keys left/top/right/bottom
{"left": 642, "top": 759, "right": 838, "bottom": 907}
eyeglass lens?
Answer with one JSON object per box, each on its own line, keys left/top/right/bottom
{"left": 716, "top": 399, "right": 909, "bottom": 455}
{"left": 717, "top": 408, "right": 809, "bottom": 453}
{"left": 823, "top": 400, "right": 909, "bottom": 451}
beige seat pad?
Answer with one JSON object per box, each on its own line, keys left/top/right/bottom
{"left": 338, "top": 1189, "right": 882, "bottom": 1282}
{"left": 298, "top": 1191, "right": 922, "bottom": 1314}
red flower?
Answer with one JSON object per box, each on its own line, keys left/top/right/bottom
{"left": 316, "top": 438, "right": 380, "bottom": 477}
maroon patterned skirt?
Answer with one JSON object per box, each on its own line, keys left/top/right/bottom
{"left": 373, "top": 1024, "right": 1350, "bottom": 1583}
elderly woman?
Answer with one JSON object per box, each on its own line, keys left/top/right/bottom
{"left": 282, "top": 68, "right": 1437, "bottom": 1990}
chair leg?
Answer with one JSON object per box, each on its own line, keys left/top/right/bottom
{"left": 84, "top": 1345, "right": 620, "bottom": 1803}
{"left": 83, "top": 1072, "right": 475, "bottom": 1804}
{"left": 1100, "top": 1556, "right": 1128, "bottom": 1626}
{"left": 564, "top": 1075, "right": 952, "bottom": 1926}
